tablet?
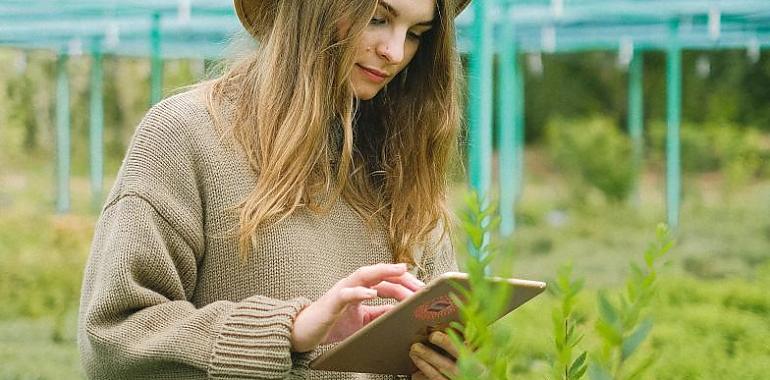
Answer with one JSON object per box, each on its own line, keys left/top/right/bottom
{"left": 309, "top": 272, "right": 546, "bottom": 375}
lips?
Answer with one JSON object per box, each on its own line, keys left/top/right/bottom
{"left": 356, "top": 64, "right": 389, "bottom": 83}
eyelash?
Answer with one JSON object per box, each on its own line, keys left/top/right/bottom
{"left": 370, "top": 16, "right": 387, "bottom": 26}
{"left": 369, "top": 17, "right": 423, "bottom": 41}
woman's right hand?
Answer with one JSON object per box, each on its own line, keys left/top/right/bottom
{"left": 289, "top": 263, "right": 425, "bottom": 353}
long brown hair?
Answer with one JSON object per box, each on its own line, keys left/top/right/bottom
{"left": 205, "top": 0, "right": 463, "bottom": 265}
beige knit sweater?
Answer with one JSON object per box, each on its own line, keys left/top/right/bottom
{"left": 77, "top": 88, "right": 457, "bottom": 380}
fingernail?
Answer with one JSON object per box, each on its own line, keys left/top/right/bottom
{"left": 367, "top": 289, "right": 378, "bottom": 297}
{"left": 412, "top": 277, "right": 426, "bottom": 287}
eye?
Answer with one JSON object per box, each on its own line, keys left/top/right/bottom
{"left": 407, "top": 31, "right": 422, "bottom": 40}
{"left": 370, "top": 16, "right": 387, "bottom": 26}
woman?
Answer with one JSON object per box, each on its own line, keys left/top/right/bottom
{"left": 78, "top": 0, "right": 469, "bottom": 379}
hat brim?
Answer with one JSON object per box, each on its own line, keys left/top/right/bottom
{"left": 235, "top": 0, "right": 473, "bottom": 39}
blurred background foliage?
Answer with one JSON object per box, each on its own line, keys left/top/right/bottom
{"left": 0, "top": 46, "right": 769, "bottom": 379}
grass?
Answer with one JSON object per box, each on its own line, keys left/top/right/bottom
{"left": 1, "top": 142, "right": 769, "bottom": 378}
{"left": 0, "top": 314, "right": 83, "bottom": 380}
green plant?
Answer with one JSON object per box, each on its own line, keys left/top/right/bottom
{"left": 550, "top": 264, "right": 588, "bottom": 380}
{"left": 546, "top": 117, "right": 634, "bottom": 203}
{"left": 589, "top": 224, "right": 674, "bottom": 380}
{"left": 451, "top": 194, "right": 678, "bottom": 380}
{"left": 449, "top": 192, "right": 516, "bottom": 380}
{"left": 647, "top": 121, "right": 765, "bottom": 191}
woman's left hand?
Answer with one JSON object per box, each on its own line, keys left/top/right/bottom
{"left": 409, "top": 331, "right": 460, "bottom": 380}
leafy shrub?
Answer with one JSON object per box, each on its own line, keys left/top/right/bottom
{"left": 450, "top": 194, "right": 519, "bottom": 379}
{"left": 452, "top": 192, "right": 672, "bottom": 380}
{"left": 648, "top": 122, "right": 766, "bottom": 191}
{"left": 549, "top": 264, "right": 587, "bottom": 380}
{"left": 589, "top": 224, "right": 672, "bottom": 380}
{"left": 546, "top": 117, "right": 634, "bottom": 203}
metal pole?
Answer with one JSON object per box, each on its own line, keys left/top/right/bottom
{"left": 666, "top": 20, "right": 682, "bottom": 229}
{"left": 89, "top": 39, "right": 104, "bottom": 211}
{"left": 150, "top": 12, "right": 163, "bottom": 105}
{"left": 468, "top": 0, "right": 494, "bottom": 200}
{"left": 514, "top": 48, "right": 525, "bottom": 203}
{"left": 628, "top": 51, "right": 644, "bottom": 207}
{"left": 56, "top": 51, "right": 71, "bottom": 214}
{"left": 497, "top": 34, "right": 519, "bottom": 236}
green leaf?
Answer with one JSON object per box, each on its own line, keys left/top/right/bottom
{"left": 573, "top": 360, "right": 588, "bottom": 380}
{"left": 622, "top": 318, "right": 653, "bottom": 360}
{"left": 569, "top": 332, "right": 584, "bottom": 348}
{"left": 488, "top": 216, "right": 501, "bottom": 231}
{"left": 548, "top": 280, "right": 564, "bottom": 297}
{"left": 643, "top": 247, "right": 655, "bottom": 268}
{"left": 568, "top": 352, "right": 587, "bottom": 378}
{"left": 552, "top": 306, "right": 564, "bottom": 325}
{"left": 587, "top": 362, "right": 612, "bottom": 380}
{"left": 571, "top": 278, "right": 585, "bottom": 295}
{"left": 597, "top": 292, "right": 619, "bottom": 327}
{"left": 595, "top": 319, "right": 622, "bottom": 346}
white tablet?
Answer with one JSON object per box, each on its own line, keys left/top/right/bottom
{"left": 309, "top": 272, "right": 546, "bottom": 375}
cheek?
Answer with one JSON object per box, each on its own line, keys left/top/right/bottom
{"left": 407, "top": 43, "right": 420, "bottom": 63}
{"left": 355, "top": 31, "right": 378, "bottom": 57}
{"left": 397, "top": 44, "right": 420, "bottom": 72}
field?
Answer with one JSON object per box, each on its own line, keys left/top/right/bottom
{"left": 488, "top": 152, "right": 770, "bottom": 379}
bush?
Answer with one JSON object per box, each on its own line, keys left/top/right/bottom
{"left": 648, "top": 122, "right": 766, "bottom": 189}
{"left": 546, "top": 117, "right": 635, "bottom": 203}
{"left": 452, "top": 193, "right": 670, "bottom": 380}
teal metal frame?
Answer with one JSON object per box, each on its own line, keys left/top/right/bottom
{"left": 150, "top": 12, "right": 163, "bottom": 105}
{"left": 514, "top": 50, "right": 525, "bottom": 207}
{"left": 468, "top": 0, "right": 494, "bottom": 200}
{"left": 628, "top": 51, "right": 644, "bottom": 207}
{"left": 666, "top": 20, "right": 683, "bottom": 230}
{"left": 496, "top": 27, "right": 522, "bottom": 235}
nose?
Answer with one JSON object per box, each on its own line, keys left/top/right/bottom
{"left": 374, "top": 31, "right": 405, "bottom": 64}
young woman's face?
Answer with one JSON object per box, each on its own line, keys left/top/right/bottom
{"left": 351, "top": 0, "right": 436, "bottom": 100}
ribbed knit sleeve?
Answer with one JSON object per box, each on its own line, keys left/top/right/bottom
{"left": 77, "top": 93, "right": 313, "bottom": 379}
{"left": 79, "top": 196, "right": 311, "bottom": 379}
{"left": 209, "top": 295, "right": 312, "bottom": 378}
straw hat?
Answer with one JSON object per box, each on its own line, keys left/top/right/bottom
{"left": 234, "top": 0, "right": 472, "bottom": 38}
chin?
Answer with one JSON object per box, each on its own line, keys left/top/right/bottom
{"left": 351, "top": 79, "right": 384, "bottom": 101}
{"left": 353, "top": 87, "right": 380, "bottom": 101}
{"left": 355, "top": 92, "right": 378, "bottom": 101}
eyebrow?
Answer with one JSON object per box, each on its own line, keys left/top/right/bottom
{"left": 379, "top": 0, "right": 434, "bottom": 27}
